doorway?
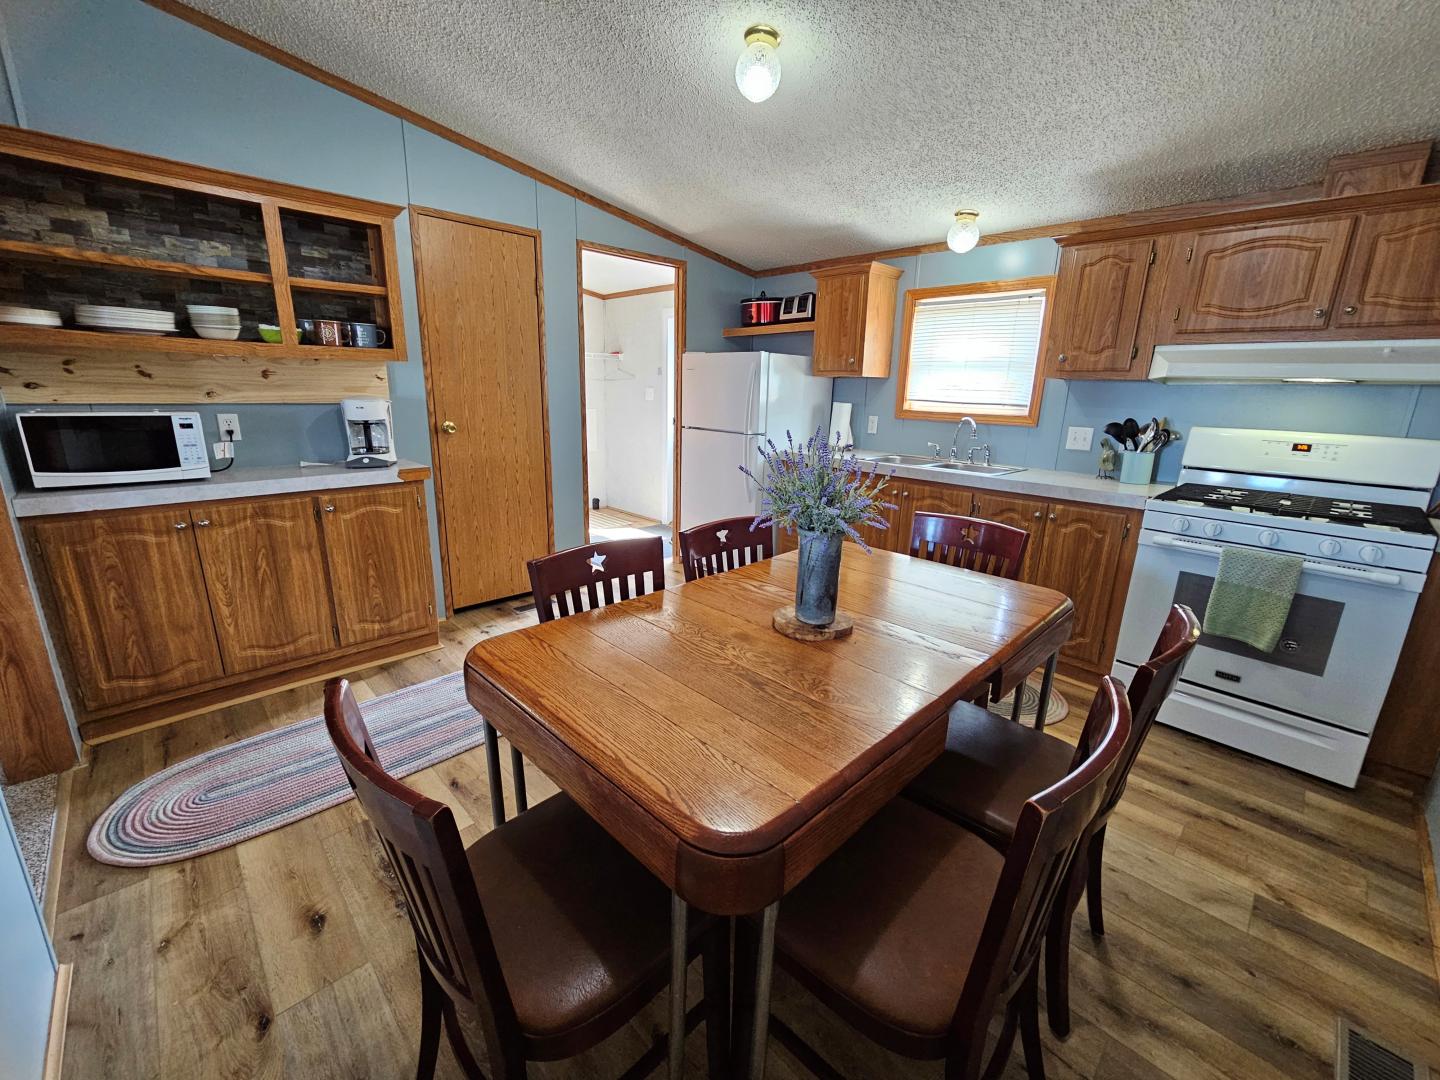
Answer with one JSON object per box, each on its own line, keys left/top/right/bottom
{"left": 576, "top": 244, "right": 684, "bottom": 554}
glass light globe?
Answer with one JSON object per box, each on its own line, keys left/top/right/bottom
{"left": 947, "top": 210, "right": 981, "bottom": 254}
{"left": 736, "top": 26, "right": 781, "bottom": 103}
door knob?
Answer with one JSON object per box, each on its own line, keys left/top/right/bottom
{"left": 1048, "top": 512, "right": 1057, "bottom": 520}
{"left": 847, "top": 357, "right": 856, "bottom": 367}
{"left": 441, "top": 420, "right": 458, "bottom": 434}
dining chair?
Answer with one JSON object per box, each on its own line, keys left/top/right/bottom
{"left": 678, "top": 515, "right": 774, "bottom": 582}
{"left": 324, "top": 678, "right": 729, "bottom": 1080}
{"left": 902, "top": 604, "right": 1200, "bottom": 1036}
{"left": 476, "top": 536, "right": 668, "bottom": 828}
{"left": 765, "top": 677, "right": 1130, "bottom": 1080}
{"left": 909, "top": 511, "right": 1038, "bottom": 715}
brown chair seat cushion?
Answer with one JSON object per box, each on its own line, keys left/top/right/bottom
{"left": 466, "top": 791, "right": 704, "bottom": 1055}
{"left": 902, "top": 701, "right": 1073, "bottom": 844}
{"left": 774, "top": 798, "right": 1006, "bottom": 1059}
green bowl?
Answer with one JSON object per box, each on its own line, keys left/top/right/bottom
{"left": 258, "top": 324, "right": 283, "bottom": 344}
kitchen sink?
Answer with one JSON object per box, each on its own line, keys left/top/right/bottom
{"left": 922, "top": 462, "right": 1026, "bottom": 476}
{"left": 867, "top": 453, "right": 941, "bottom": 466}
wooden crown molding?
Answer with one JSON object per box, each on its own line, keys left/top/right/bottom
{"left": 141, "top": 0, "right": 756, "bottom": 277}
{"left": 582, "top": 283, "right": 675, "bottom": 301}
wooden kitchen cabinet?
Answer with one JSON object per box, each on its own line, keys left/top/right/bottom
{"left": 1170, "top": 216, "right": 1356, "bottom": 334}
{"left": 1031, "top": 503, "right": 1132, "bottom": 668}
{"left": 1047, "top": 238, "right": 1156, "bottom": 376}
{"left": 28, "top": 507, "right": 225, "bottom": 710}
{"left": 970, "top": 490, "right": 1049, "bottom": 582}
{"left": 1332, "top": 204, "right": 1440, "bottom": 329}
{"left": 320, "top": 485, "right": 435, "bottom": 645}
{"left": 191, "top": 495, "right": 336, "bottom": 674}
{"left": 810, "top": 261, "right": 903, "bottom": 377}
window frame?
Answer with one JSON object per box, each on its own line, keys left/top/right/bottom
{"left": 894, "top": 275, "right": 1056, "bottom": 427}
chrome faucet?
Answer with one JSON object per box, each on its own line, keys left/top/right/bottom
{"left": 950, "top": 417, "right": 979, "bottom": 463}
{"left": 926, "top": 441, "right": 943, "bottom": 460}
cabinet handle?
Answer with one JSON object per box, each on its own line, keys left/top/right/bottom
{"left": 1057, "top": 353, "right": 1068, "bottom": 364}
{"left": 1313, "top": 307, "right": 1326, "bottom": 319}
{"left": 195, "top": 519, "right": 211, "bottom": 527}
{"left": 846, "top": 357, "right": 856, "bottom": 367}
{"left": 441, "top": 420, "right": 458, "bottom": 434}
{"left": 324, "top": 504, "right": 336, "bottom": 513}
{"left": 1033, "top": 510, "right": 1042, "bottom": 519}
{"left": 1048, "top": 512, "right": 1057, "bottom": 521}
{"left": 1343, "top": 305, "right": 1357, "bottom": 315}
{"left": 901, "top": 489, "right": 910, "bottom": 498}
{"left": 174, "top": 521, "right": 188, "bottom": 530}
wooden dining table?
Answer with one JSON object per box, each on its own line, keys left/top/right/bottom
{"left": 464, "top": 546, "right": 1073, "bottom": 1079}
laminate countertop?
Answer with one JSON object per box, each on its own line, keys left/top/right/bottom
{"left": 10, "top": 459, "right": 431, "bottom": 518}
{"left": 851, "top": 450, "right": 1171, "bottom": 509}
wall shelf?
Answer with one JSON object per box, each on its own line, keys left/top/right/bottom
{"left": 289, "top": 277, "right": 387, "bottom": 296}
{"left": 0, "top": 323, "right": 396, "bottom": 362}
{"left": 723, "top": 320, "right": 815, "bottom": 338}
{"left": 0, "top": 238, "right": 273, "bottom": 284}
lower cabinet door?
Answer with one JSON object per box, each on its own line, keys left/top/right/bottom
{"left": 1031, "top": 503, "right": 1130, "bottom": 667}
{"left": 191, "top": 495, "right": 337, "bottom": 674}
{"left": 320, "top": 485, "right": 435, "bottom": 646}
{"left": 971, "top": 491, "right": 1049, "bottom": 582}
{"left": 29, "top": 507, "right": 224, "bottom": 710}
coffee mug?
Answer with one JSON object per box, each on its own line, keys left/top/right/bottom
{"left": 314, "top": 319, "right": 344, "bottom": 347}
{"left": 343, "top": 321, "right": 388, "bottom": 349}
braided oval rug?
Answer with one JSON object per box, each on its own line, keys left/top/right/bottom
{"left": 88, "top": 671, "right": 484, "bottom": 867}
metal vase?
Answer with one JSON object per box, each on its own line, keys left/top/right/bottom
{"left": 795, "top": 528, "right": 843, "bottom": 626}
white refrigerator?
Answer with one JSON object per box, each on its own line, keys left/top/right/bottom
{"left": 679, "top": 351, "right": 833, "bottom": 530}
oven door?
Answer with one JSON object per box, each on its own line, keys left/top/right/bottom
{"left": 1116, "top": 531, "right": 1421, "bottom": 734}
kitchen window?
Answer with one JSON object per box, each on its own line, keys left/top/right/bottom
{"left": 895, "top": 275, "right": 1054, "bottom": 426}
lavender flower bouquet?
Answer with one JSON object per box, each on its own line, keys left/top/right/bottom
{"left": 741, "top": 427, "right": 895, "bottom": 626}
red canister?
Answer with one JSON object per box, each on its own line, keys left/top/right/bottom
{"left": 740, "top": 291, "right": 781, "bottom": 326}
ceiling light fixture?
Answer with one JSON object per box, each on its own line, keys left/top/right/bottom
{"left": 735, "top": 25, "right": 782, "bottom": 103}
{"left": 946, "top": 209, "right": 981, "bottom": 254}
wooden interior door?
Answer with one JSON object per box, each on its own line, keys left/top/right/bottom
{"left": 191, "top": 495, "right": 336, "bottom": 674}
{"left": 28, "top": 508, "right": 223, "bottom": 709}
{"left": 1175, "top": 216, "right": 1355, "bottom": 334}
{"left": 971, "top": 490, "right": 1048, "bottom": 582}
{"left": 1333, "top": 205, "right": 1440, "bottom": 329}
{"left": 413, "top": 210, "right": 551, "bottom": 608}
{"left": 1049, "top": 239, "right": 1153, "bottom": 374}
{"left": 320, "top": 485, "right": 434, "bottom": 646}
{"left": 811, "top": 269, "right": 867, "bottom": 375}
{"left": 1031, "top": 503, "right": 1129, "bottom": 666}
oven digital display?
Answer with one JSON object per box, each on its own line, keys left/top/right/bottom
{"left": 1291, "top": 442, "right": 1313, "bottom": 453}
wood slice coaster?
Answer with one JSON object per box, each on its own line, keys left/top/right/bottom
{"left": 773, "top": 605, "right": 854, "bottom": 641}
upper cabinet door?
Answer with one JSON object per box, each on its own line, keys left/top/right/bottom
{"left": 1175, "top": 216, "right": 1355, "bottom": 334}
{"left": 1048, "top": 239, "right": 1154, "bottom": 375}
{"left": 319, "top": 485, "right": 434, "bottom": 646}
{"left": 811, "top": 268, "right": 868, "bottom": 375}
{"left": 191, "top": 495, "right": 336, "bottom": 675}
{"left": 28, "top": 508, "right": 223, "bottom": 710}
{"left": 1332, "top": 206, "right": 1440, "bottom": 329}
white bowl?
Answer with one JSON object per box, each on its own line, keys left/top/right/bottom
{"left": 190, "top": 317, "right": 241, "bottom": 327}
{"left": 186, "top": 305, "right": 240, "bottom": 316}
{"left": 193, "top": 325, "right": 241, "bottom": 340}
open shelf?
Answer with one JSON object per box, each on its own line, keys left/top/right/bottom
{"left": 723, "top": 320, "right": 815, "bottom": 338}
{"left": 0, "top": 323, "right": 395, "bottom": 361}
{"left": 289, "top": 277, "right": 388, "bottom": 296}
{"left": 0, "top": 238, "right": 273, "bottom": 285}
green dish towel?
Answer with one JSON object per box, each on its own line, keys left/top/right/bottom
{"left": 1202, "top": 546, "right": 1304, "bottom": 653}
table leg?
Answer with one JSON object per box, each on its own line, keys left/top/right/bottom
{"left": 1009, "top": 677, "right": 1025, "bottom": 723}
{"left": 1033, "top": 652, "right": 1060, "bottom": 729}
{"left": 510, "top": 745, "right": 529, "bottom": 813}
{"left": 670, "top": 892, "right": 688, "bottom": 1079}
{"left": 747, "top": 902, "right": 778, "bottom": 1080}
{"left": 483, "top": 720, "right": 506, "bottom": 827}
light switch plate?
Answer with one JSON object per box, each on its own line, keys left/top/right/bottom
{"left": 866, "top": 415, "right": 879, "bottom": 435}
{"left": 212, "top": 441, "right": 234, "bottom": 459}
{"left": 644, "top": 387, "right": 655, "bottom": 401}
{"left": 1066, "top": 426, "right": 1093, "bottom": 452}
{"left": 217, "top": 413, "right": 241, "bottom": 441}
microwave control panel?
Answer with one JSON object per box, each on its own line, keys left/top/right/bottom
{"left": 172, "top": 414, "right": 209, "bottom": 467}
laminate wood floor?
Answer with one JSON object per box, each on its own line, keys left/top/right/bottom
{"left": 52, "top": 578, "right": 1440, "bottom": 1080}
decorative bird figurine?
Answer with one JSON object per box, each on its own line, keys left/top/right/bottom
{"left": 1098, "top": 438, "right": 1118, "bottom": 479}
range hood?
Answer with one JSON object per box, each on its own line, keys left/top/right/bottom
{"left": 1148, "top": 339, "right": 1440, "bottom": 384}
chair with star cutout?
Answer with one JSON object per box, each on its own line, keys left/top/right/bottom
{"left": 473, "top": 537, "right": 670, "bottom": 827}
{"left": 678, "top": 515, "right": 775, "bottom": 582}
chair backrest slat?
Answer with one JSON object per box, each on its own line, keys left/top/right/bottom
{"left": 528, "top": 536, "right": 666, "bottom": 623}
{"left": 908, "top": 512, "right": 1029, "bottom": 581}
{"left": 948, "top": 676, "right": 1131, "bottom": 1074}
{"left": 678, "top": 516, "right": 776, "bottom": 583}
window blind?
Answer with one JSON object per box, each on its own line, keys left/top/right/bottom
{"left": 904, "top": 287, "right": 1047, "bottom": 417}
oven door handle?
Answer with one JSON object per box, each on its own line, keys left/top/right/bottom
{"left": 1147, "top": 533, "right": 1405, "bottom": 586}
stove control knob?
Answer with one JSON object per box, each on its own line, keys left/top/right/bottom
{"left": 1202, "top": 521, "right": 1223, "bottom": 538}
{"left": 1173, "top": 517, "right": 1192, "bottom": 533}
{"left": 1257, "top": 530, "right": 1281, "bottom": 547}
{"left": 1318, "top": 539, "right": 1343, "bottom": 558}
{"left": 1358, "top": 544, "right": 1384, "bottom": 565}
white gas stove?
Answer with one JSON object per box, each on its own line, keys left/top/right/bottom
{"left": 1112, "top": 427, "right": 1440, "bottom": 787}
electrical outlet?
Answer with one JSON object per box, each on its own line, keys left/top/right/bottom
{"left": 866, "top": 415, "right": 878, "bottom": 435}
{"left": 217, "top": 413, "right": 241, "bottom": 441}
{"left": 1065, "top": 426, "right": 1094, "bottom": 452}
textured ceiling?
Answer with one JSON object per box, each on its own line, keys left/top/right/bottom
{"left": 182, "top": 0, "right": 1440, "bottom": 270}
{"left": 582, "top": 249, "right": 676, "bottom": 293}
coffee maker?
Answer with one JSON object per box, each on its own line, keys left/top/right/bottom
{"left": 341, "top": 398, "right": 397, "bottom": 468}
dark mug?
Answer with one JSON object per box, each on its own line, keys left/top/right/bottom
{"left": 343, "top": 321, "right": 388, "bottom": 349}
{"left": 297, "top": 318, "right": 316, "bottom": 344}
{"left": 314, "top": 319, "right": 344, "bottom": 347}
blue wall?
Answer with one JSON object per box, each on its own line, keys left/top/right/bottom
{"left": 0, "top": 790, "right": 56, "bottom": 1080}
{"left": 0, "top": 0, "right": 754, "bottom": 604}
{"left": 759, "top": 244, "right": 1440, "bottom": 482}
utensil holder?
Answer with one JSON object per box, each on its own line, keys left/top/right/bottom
{"left": 1118, "top": 451, "right": 1157, "bottom": 486}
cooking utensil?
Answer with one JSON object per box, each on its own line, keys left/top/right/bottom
{"left": 1123, "top": 418, "right": 1140, "bottom": 448}
{"left": 1104, "top": 422, "right": 1128, "bottom": 446}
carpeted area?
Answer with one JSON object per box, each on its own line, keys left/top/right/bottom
{"left": 3, "top": 772, "right": 59, "bottom": 901}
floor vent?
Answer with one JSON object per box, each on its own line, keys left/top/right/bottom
{"left": 1337, "top": 1019, "right": 1430, "bottom": 1080}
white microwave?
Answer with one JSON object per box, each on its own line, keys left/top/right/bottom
{"left": 17, "top": 411, "right": 211, "bottom": 489}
